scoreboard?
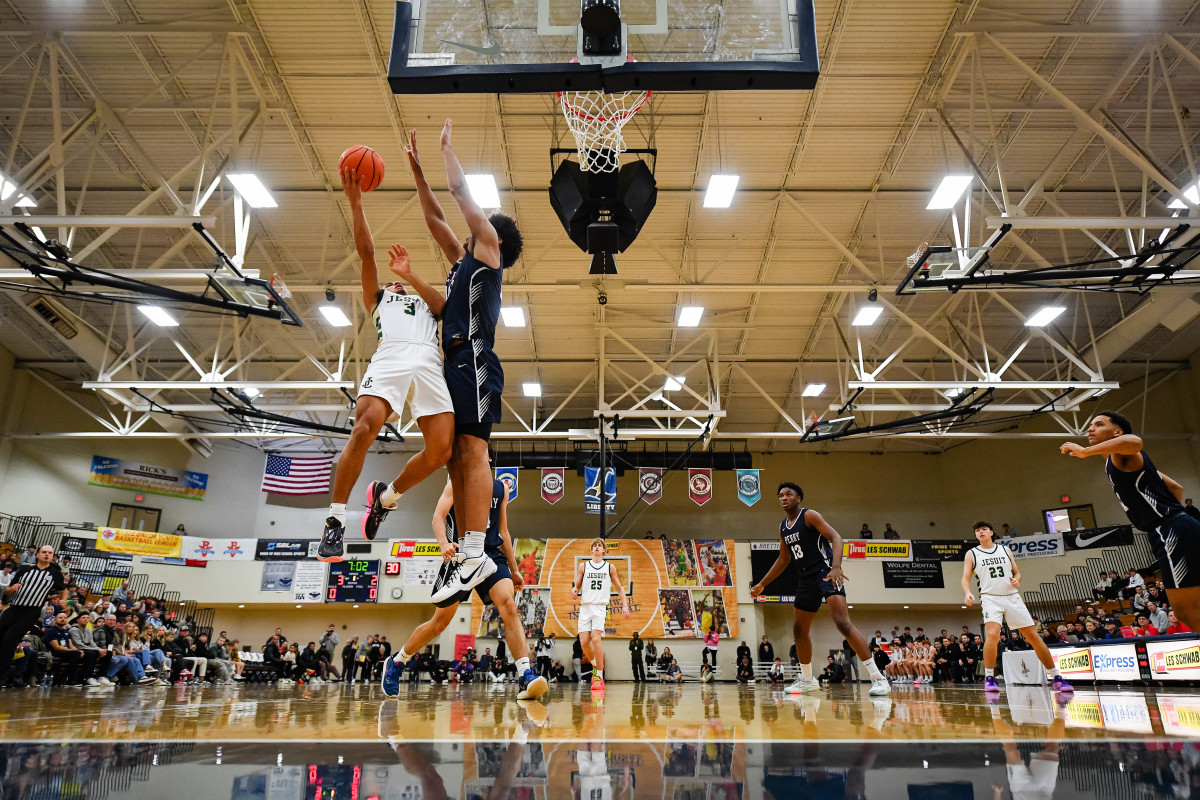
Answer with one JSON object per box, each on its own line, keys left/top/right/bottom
{"left": 327, "top": 560, "right": 380, "bottom": 603}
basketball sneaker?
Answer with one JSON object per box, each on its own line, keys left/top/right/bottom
{"left": 381, "top": 654, "right": 404, "bottom": 698}
{"left": 517, "top": 669, "right": 549, "bottom": 701}
{"left": 785, "top": 677, "right": 821, "bottom": 694}
{"left": 591, "top": 676, "right": 605, "bottom": 692}
{"left": 1051, "top": 675, "right": 1074, "bottom": 693}
{"left": 362, "top": 481, "right": 394, "bottom": 542}
{"left": 868, "top": 676, "right": 891, "bottom": 696}
{"left": 431, "top": 554, "right": 497, "bottom": 603}
{"left": 317, "top": 517, "right": 345, "bottom": 563}
{"left": 984, "top": 676, "right": 1000, "bottom": 693}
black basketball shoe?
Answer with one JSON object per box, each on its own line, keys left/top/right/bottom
{"left": 362, "top": 480, "right": 394, "bottom": 542}
{"left": 317, "top": 517, "right": 345, "bottom": 562}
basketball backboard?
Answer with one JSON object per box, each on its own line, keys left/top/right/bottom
{"left": 387, "top": 0, "right": 820, "bottom": 94}
{"left": 895, "top": 225, "right": 1012, "bottom": 295}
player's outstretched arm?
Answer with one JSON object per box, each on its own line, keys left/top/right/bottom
{"left": 749, "top": 538, "right": 792, "bottom": 599}
{"left": 1059, "top": 433, "right": 1143, "bottom": 459}
{"left": 809, "top": 510, "right": 848, "bottom": 585}
{"left": 431, "top": 482, "right": 456, "bottom": 561}
{"left": 341, "top": 165, "right": 380, "bottom": 313}
{"left": 961, "top": 552, "right": 976, "bottom": 606}
{"left": 387, "top": 244, "right": 446, "bottom": 317}
{"left": 497, "top": 494, "right": 522, "bottom": 591}
{"left": 610, "top": 564, "right": 631, "bottom": 617}
{"left": 405, "top": 128, "right": 464, "bottom": 265}
{"left": 439, "top": 119, "right": 502, "bottom": 270}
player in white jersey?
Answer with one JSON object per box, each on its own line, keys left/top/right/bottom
{"left": 572, "top": 538, "right": 630, "bottom": 693}
{"left": 317, "top": 166, "right": 456, "bottom": 563}
{"left": 962, "top": 521, "right": 1073, "bottom": 694}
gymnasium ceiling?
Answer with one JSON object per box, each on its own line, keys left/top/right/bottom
{"left": 2, "top": 0, "right": 1200, "bottom": 455}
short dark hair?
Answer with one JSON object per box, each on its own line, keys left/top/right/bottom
{"left": 489, "top": 213, "right": 523, "bottom": 268}
{"left": 1095, "top": 410, "right": 1134, "bottom": 435}
{"left": 973, "top": 521, "right": 994, "bottom": 533}
{"left": 777, "top": 482, "right": 803, "bottom": 499}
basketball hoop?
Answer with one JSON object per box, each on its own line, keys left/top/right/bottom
{"left": 905, "top": 242, "right": 930, "bottom": 272}
{"left": 557, "top": 87, "right": 650, "bottom": 173}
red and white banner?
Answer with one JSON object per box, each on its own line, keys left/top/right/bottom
{"left": 688, "top": 468, "right": 712, "bottom": 506}
{"left": 639, "top": 467, "right": 663, "bottom": 505}
{"left": 540, "top": 467, "right": 565, "bottom": 505}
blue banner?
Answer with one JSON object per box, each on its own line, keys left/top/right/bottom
{"left": 584, "top": 467, "right": 616, "bottom": 515}
{"left": 495, "top": 467, "right": 519, "bottom": 502}
{"left": 736, "top": 469, "right": 761, "bottom": 507}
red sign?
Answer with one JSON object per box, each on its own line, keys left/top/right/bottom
{"left": 845, "top": 541, "right": 867, "bottom": 559}
{"left": 454, "top": 633, "right": 475, "bottom": 660}
{"left": 540, "top": 467, "right": 565, "bottom": 505}
{"left": 688, "top": 468, "right": 712, "bottom": 506}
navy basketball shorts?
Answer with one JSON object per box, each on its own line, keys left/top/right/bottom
{"left": 443, "top": 342, "right": 504, "bottom": 431}
{"left": 1150, "top": 511, "right": 1200, "bottom": 590}
{"left": 793, "top": 566, "right": 847, "bottom": 612}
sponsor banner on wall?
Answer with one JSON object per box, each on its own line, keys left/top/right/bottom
{"left": 96, "top": 527, "right": 182, "bottom": 558}
{"left": 1158, "top": 695, "right": 1200, "bottom": 736}
{"left": 181, "top": 536, "right": 255, "bottom": 562}
{"left": 388, "top": 540, "right": 443, "bottom": 558}
{"left": 1063, "top": 525, "right": 1135, "bottom": 551}
{"left": 292, "top": 561, "right": 326, "bottom": 603}
{"left": 1090, "top": 642, "right": 1140, "bottom": 681}
{"left": 735, "top": 469, "right": 760, "bottom": 507}
{"left": 1147, "top": 638, "right": 1200, "bottom": 681}
{"left": 748, "top": 542, "right": 798, "bottom": 603}
{"left": 688, "top": 469, "right": 713, "bottom": 506}
{"left": 583, "top": 467, "right": 616, "bottom": 515}
{"left": 59, "top": 536, "right": 90, "bottom": 555}
{"left": 912, "top": 540, "right": 975, "bottom": 561}
{"left": 998, "top": 532, "right": 1064, "bottom": 559}
{"left": 638, "top": 468, "right": 663, "bottom": 505}
{"left": 495, "top": 467, "right": 518, "bottom": 502}
{"left": 89, "top": 455, "right": 208, "bottom": 500}
{"left": 401, "top": 558, "right": 441, "bottom": 586}
{"left": 540, "top": 468, "right": 564, "bottom": 505}
{"left": 1052, "top": 646, "right": 1095, "bottom": 681}
{"left": 881, "top": 560, "right": 944, "bottom": 589}
{"left": 140, "top": 556, "right": 207, "bottom": 568}
{"left": 1098, "top": 693, "right": 1154, "bottom": 733}
{"left": 255, "top": 540, "right": 318, "bottom": 561}
{"left": 842, "top": 540, "right": 913, "bottom": 562}
{"left": 261, "top": 562, "right": 295, "bottom": 592}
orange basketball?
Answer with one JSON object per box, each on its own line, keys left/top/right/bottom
{"left": 338, "top": 145, "right": 384, "bottom": 192}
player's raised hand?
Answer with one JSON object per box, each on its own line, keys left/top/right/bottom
{"left": 340, "top": 165, "right": 363, "bottom": 203}
{"left": 440, "top": 119, "right": 453, "bottom": 149}
{"left": 388, "top": 244, "right": 412, "bottom": 281}
{"left": 1060, "top": 441, "right": 1086, "bottom": 457}
{"left": 964, "top": 592, "right": 975, "bottom": 607}
{"left": 404, "top": 129, "right": 422, "bottom": 174}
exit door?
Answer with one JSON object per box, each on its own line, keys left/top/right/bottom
{"left": 107, "top": 503, "right": 162, "bottom": 532}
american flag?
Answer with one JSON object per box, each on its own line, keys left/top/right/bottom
{"left": 261, "top": 454, "right": 334, "bottom": 495}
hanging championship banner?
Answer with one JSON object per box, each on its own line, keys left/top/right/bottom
{"left": 181, "top": 536, "right": 256, "bottom": 562}
{"left": 639, "top": 468, "right": 663, "bottom": 505}
{"left": 495, "top": 467, "right": 518, "bottom": 502}
{"left": 688, "top": 468, "right": 712, "bottom": 506}
{"left": 540, "top": 467, "right": 564, "bottom": 505}
{"left": 584, "top": 467, "right": 616, "bottom": 515}
{"left": 736, "top": 469, "right": 760, "bottom": 507}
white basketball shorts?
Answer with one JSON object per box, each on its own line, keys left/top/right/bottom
{"left": 1007, "top": 755, "right": 1059, "bottom": 800}
{"left": 981, "top": 592, "right": 1035, "bottom": 629}
{"left": 578, "top": 604, "right": 608, "bottom": 633}
{"left": 358, "top": 343, "right": 453, "bottom": 422}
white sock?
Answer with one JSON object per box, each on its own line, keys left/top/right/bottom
{"left": 516, "top": 657, "right": 531, "bottom": 674}
{"left": 1048, "top": 666, "right": 1060, "bottom": 678}
{"left": 799, "top": 663, "right": 812, "bottom": 680}
{"left": 395, "top": 648, "right": 411, "bottom": 664}
{"left": 865, "top": 660, "right": 882, "bottom": 680}
{"left": 595, "top": 669, "right": 603, "bottom": 679}
{"left": 462, "top": 531, "right": 485, "bottom": 559}
{"left": 380, "top": 483, "right": 402, "bottom": 508}
{"left": 329, "top": 503, "right": 347, "bottom": 525}
{"left": 985, "top": 668, "right": 995, "bottom": 678}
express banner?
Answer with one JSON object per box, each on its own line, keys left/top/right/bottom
{"left": 95, "top": 527, "right": 182, "bottom": 558}
{"left": 180, "top": 536, "right": 255, "bottom": 562}
{"left": 1063, "top": 525, "right": 1135, "bottom": 551}
{"left": 255, "top": 540, "right": 318, "bottom": 560}
{"left": 735, "top": 469, "right": 760, "bottom": 507}
{"left": 688, "top": 468, "right": 712, "bottom": 506}
{"left": 999, "top": 532, "right": 1064, "bottom": 559}
{"left": 89, "top": 455, "right": 208, "bottom": 501}
{"left": 540, "top": 468, "right": 564, "bottom": 505}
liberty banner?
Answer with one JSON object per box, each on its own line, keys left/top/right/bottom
{"left": 688, "top": 468, "right": 713, "bottom": 506}
{"left": 584, "top": 467, "right": 616, "bottom": 515}
{"left": 495, "top": 467, "right": 518, "bottom": 502}
{"left": 540, "top": 467, "right": 564, "bottom": 504}
{"left": 638, "top": 467, "right": 663, "bottom": 505}
{"left": 89, "top": 455, "right": 208, "bottom": 501}
{"left": 736, "top": 469, "right": 761, "bottom": 506}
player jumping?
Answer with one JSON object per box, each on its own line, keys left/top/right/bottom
{"left": 571, "top": 538, "right": 630, "bottom": 692}
{"left": 750, "top": 482, "right": 890, "bottom": 697}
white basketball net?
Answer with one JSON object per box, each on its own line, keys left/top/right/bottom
{"left": 557, "top": 89, "right": 651, "bottom": 172}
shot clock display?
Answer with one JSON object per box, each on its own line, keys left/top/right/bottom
{"left": 327, "top": 560, "right": 380, "bottom": 603}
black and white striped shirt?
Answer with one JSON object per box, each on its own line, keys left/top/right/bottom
{"left": 8, "top": 563, "right": 66, "bottom": 608}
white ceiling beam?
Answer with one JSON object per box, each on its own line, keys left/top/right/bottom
{"left": 847, "top": 381, "right": 1119, "bottom": 391}
{"left": 955, "top": 22, "right": 1200, "bottom": 35}
{"left": 0, "top": 216, "right": 215, "bottom": 227}
{"left": 81, "top": 381, "right": 354, "bottom": 390}
{"left": 2, "top": 23, "right": 248, "bottom": 35}
{"left": 985, "top": 216, "right": 1193, "bottom": 229}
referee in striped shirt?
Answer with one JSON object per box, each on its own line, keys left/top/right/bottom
{"left": 0, "top": 544, "right": 67, "bottom": 682}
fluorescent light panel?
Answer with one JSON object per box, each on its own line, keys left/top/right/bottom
{"left": 852, "top": 306, "right": 883, "bottom": 326}
{"left": 1168, "top": 183, "right": 1199, "bottom": 209}
{"left": 703, "top": 174, "right": 739, "bottom": 208}
{"left": 500, "top": 306, "right": 526, "bottom": 327}
{"left": 319, "top": 305, "right": 352, "bottom": 327}
{"left": 465, "top": 174, "right": 501, "bottom": 209}
{"left": 226, "top": 173, "right": 278, "bottom": 208}
{"left": 677, "top": 306, "right": 704, "bottom": 327}
{"left": 801, "top": 383, "right": 825, "bottom": 397}
{"left": 242, "top": 387, "right": 261, "bottom": 398}
{"left": 522, "top": 382, "right": 542, "bottom": 397}
{"left": 663, "top": 375, "right": 686, "bottom": 391}
{"left": 927, "top": 174, "right": 973, "bottom": 209}
{"left": 1, "top": 175, "right": 36, "bottom": 207}
{"left": 137, "top": 306, "right": 178, "bottom": 327}
{"left": 1025, "top": 306, "right": 1065, "bottom": 327}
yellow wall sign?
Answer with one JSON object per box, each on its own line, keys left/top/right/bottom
{"left": 388, "top": 540, "right": 443, "bottom": 558}
{"left": 95, "top": 527, "right": 183, "bottom": 558}
{"left": 842, "top": 540, "right": 913, "bottom": 562}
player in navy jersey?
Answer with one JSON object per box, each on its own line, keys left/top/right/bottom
{"left": 750, "top": 483, "right": 890, "bottom": 696}
{"left": 404, "top": 122, "right": 524, "bottom": 603}
{"left": 1061, "top": 410, "right": 1200, "bottom": 630}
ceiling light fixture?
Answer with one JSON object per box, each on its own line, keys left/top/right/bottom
{"left": 522, "top": 382, "right": 542, "bottom": 397}
{"left": 319, "top": 306, "right": 352, "bottom": 327}
{"left": 500, "top": 306, "right": 526, "bottom": 327}
{"left": 663, "top": 375, "right": 686, "bottom": 391}
{"left": 1168, "top": 183, "right": 1199, "bottom": 209}
{"left": 226, "top": 173, "right": 278, "bottom": 209}
{"left": 465, "top": 174, "right": 501, "bottom": 209}
{"left": 137, "top": 306, "right": 179, "bottom": 327}
{"left": 677, "top": 306, "right": 704, "bottom": 327}
{"left": 703, "top": 175, "right": 739, "bottom": 208}
{"left": 852, "top": 306, "right": 883, "bottom": 326}
{"left": 927, "top": 175, "right": 973, "bottom": 209}
{"left": 1025, "top": 306, "right": 1065, "bottom": 327}
{"left": 801, "top": 383, "right": 825, "bottom": 397}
